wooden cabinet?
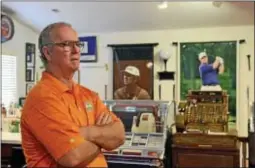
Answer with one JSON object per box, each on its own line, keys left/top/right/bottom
{"left": 172, "top": 133, "right": 240, "bottom": 168}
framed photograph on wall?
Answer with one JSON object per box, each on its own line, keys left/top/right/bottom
{"left": 79, "top": 36, "right": 97, "bottom": 62}
{"left": 25, "top": 42, "right": 36, "bottom": 82}
{"left": 26, "top": 67, "right": 34, "bottom": 82}
{"left": 26, "top": 83, "right": 34, "bottom": 95}
{"left": 179, "top": 41, "right": 237, "bottom": 130}
{"left": 19, "top": 97, "right": 26, "bottom": 107}
{"left": 26, "top": 53, "right": 35, "bottom": 67}
{"left": 25, "top": 42, "right": 35, "bottom": 67}
{"left": 108, "top": 43, "right": 158, "bottom": 100}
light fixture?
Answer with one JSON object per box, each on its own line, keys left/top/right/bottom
{"left": 51, "top": 8, "right": 60, "bottom": 13}
{"left": 158, "top": 1, "right": 168, "bottom": 9}
{"left": 159, "top": 50, "right": 171, "bottom": 71}
{"left": 212, "top": 1, "right": 223, "bottom": 8}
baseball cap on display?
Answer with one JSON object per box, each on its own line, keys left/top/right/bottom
{"left": 124, "top": 66, "right": 140, "bottom": 77}
{"left": 198, "top": 52, "right": 207, "bottom": 60}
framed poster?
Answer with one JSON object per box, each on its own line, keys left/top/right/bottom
{"left": 109, "top": 44, "right": 158, "bottom": 100}
{"left": 79, "top": 36, "right": 97, "bottom": 62}
{"left": 179, "top": 41, "right": 237, "bottom": 129}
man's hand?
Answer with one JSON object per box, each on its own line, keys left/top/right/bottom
{"left": 96, "top": 112, "right": 113, "bottom": 126}
{"left": 216, "top": 56, "right": 224, "bottom": 64}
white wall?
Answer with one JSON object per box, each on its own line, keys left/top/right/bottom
{"left": 2, "top": 16, "right": 39, "bottom": 99}
{"left": 79, "top": 25, "right": 254, "bottom": 137}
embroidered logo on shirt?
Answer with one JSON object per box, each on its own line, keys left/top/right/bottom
{"left": 85, "top": 102, "right": 93, "bottom": 112}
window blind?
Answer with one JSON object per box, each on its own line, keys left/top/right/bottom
{"left": 1, "top": 55, "right": 17, "bottom": 107}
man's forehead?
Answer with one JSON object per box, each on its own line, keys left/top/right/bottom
{"left": 51, "top": 26, "right": 78, "bottom": 41}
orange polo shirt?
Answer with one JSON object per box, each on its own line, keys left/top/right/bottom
{"left": 21, "top": 71, "right": 119, "bottom": 168}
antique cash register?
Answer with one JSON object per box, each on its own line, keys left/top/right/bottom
{"left": 172, "top": 90, "right": 239, "bottom": 168}
{"left": 176, "top": 90, "right": 229, "bottom": 133}
{"left": 102, "top": 100, "right": 171, "bottom": 168}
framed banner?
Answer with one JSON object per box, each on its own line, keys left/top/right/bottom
{"left": 79, "top": 36, "right": 97, "bottom": 62}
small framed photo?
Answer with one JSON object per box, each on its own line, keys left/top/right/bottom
{"left": 25, "top": 42, "right": 36, "bottom": 67}
{"left": 26, "top": 83, "right": 34, "bottom": 95}
{"left": 79, "top": 36, "right": 97, "bottom": 62}
{"left": 26, "top": 53, "right": 35, "bottom": 67}
{"left": 26, "top": 67, "right": 34, "bottom": 82}
{"left": 19, "top": 97, "right": 26, "bottom": 107}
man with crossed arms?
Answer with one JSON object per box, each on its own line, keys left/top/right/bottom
{"left": 21, "top": 22, "right": 125, "bottom": 167}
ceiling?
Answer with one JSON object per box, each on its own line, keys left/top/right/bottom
{"left": 2, "top": 1, "right": 254, "bottom": 34}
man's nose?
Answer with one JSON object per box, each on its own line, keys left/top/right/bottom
{"left": 72, "top": 45, "right": 80, "bottom": 54}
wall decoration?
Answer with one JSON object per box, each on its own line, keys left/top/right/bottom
{"left": 79, "top": 36, "right": 97, "bottom": 62}
{"left": 108, "top": 43, "right": 158, "bottom": 100}
{"left": 1, "top": 14, "right": 15, "bottom": 43}
{"left": 26, "top": 67, "right": 34, "bottom": 82}
{"left": 25, "top": 43, "right": 36, "bottom": 82}
{"left": 179, "top": 41, "right": 237, "bottom": 129}
{"left": 19, "top": 97, "right": 26, "bottom": 107}
{"left": 26, "top": 83, "right": 34, "bottom": 95}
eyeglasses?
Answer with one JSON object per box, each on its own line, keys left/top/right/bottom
{"left": 44, "top": 41, "right": 84, "bottom": 52}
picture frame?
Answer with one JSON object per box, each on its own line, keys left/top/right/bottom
{"left": 79, "top": 36, "right": 97, "bottom": 62}
{"left": 26, "top": 67, "right": 34, "bottom": 82}
{"left": 25, "top": 42, "right": 36, "bottom": 82}
{"left": 25, "top": 43, "right": 35, "bottom": 66}
{"left": 19, "top": 97, "right": 26, "bottom": 107}
{"left": 26, "top": 83, "right": 34, "bottom": 95}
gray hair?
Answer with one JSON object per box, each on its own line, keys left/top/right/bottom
{"left": 38, "top": 22, "right": 72, "bottom": 66}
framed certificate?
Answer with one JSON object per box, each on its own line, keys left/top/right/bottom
{"left": 79, "top": 36, "right": 97, "bottom": 62}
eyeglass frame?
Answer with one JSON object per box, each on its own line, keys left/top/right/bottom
{"left": 42, "top": 40, "right": 85, "bottom": 52}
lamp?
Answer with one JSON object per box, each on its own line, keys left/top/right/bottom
{"left": 159, "top": 50, "right": 171, "bottom": 71}
{"left": 157, "top": 50, "right": 175, "bottom": 80}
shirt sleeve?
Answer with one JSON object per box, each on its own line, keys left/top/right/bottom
{"left": 199, "top": 64, "right": 214, "bottom": 74}
{"left": 93, "top": 94, "right": 120, "bottom": 122}
{"left": 22, "top": 96, "right": 85, "bottom": 161}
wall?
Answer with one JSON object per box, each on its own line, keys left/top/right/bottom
{"left": 2, "top": 16, "right": 39, "bottom": 99}
{"left": 79, "top": 25, "right": 254, "bottom": 137}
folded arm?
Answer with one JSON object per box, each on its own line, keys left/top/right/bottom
{"left": 80, "top": 121, "right": 125, "bottom": 151}
{"left": 23, "top": 97, "right": 100, "bottom": 167}
{"left": 83, "top": 94, "right": 126, "bottom": 150}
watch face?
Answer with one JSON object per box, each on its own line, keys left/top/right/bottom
{"left": 1, "top": 14, "right": 15, "bottom": 43}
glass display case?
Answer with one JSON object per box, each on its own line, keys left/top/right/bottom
{"left": 103, "top": 100, "right": 171, "bottom": 168}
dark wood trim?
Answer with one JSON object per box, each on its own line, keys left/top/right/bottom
{"left": 239, "top": 39, "right": 246, "bottom": 44}
{"left": 238, "top": 137, "right": 249, "bottom": 142}
{"left": 172, "top": 42, "right": 178, "bottom": 46}
{"left": 107, "top": 43, "right": 159, "bottom": 48}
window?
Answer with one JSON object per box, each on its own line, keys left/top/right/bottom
{"left": 1, "top": 55, "right": 17, "bottom": 108}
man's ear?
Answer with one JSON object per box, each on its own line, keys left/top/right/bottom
{"left": 42, "top": 46, "right": 52, "bottom": 62}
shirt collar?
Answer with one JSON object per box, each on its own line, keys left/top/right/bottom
{"left": 41, "top": 71, "right": 77, "bottom": 93}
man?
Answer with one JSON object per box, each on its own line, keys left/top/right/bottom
{"left": 198, "top": 52, "right": 224, "bottom": 91}
{"left": 21, "top": 22, "right": 125, "bottom": 168}
{"left": 114, "top": 65, "right": 151, "bottom": 100}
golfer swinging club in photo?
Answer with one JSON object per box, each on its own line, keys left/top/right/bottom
{"left": 198, "top": 51, "right": 225, "bottom": 91}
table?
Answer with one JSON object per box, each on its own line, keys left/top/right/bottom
{"left": 171, "top": 133, "right": 240, "bottom": 168}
